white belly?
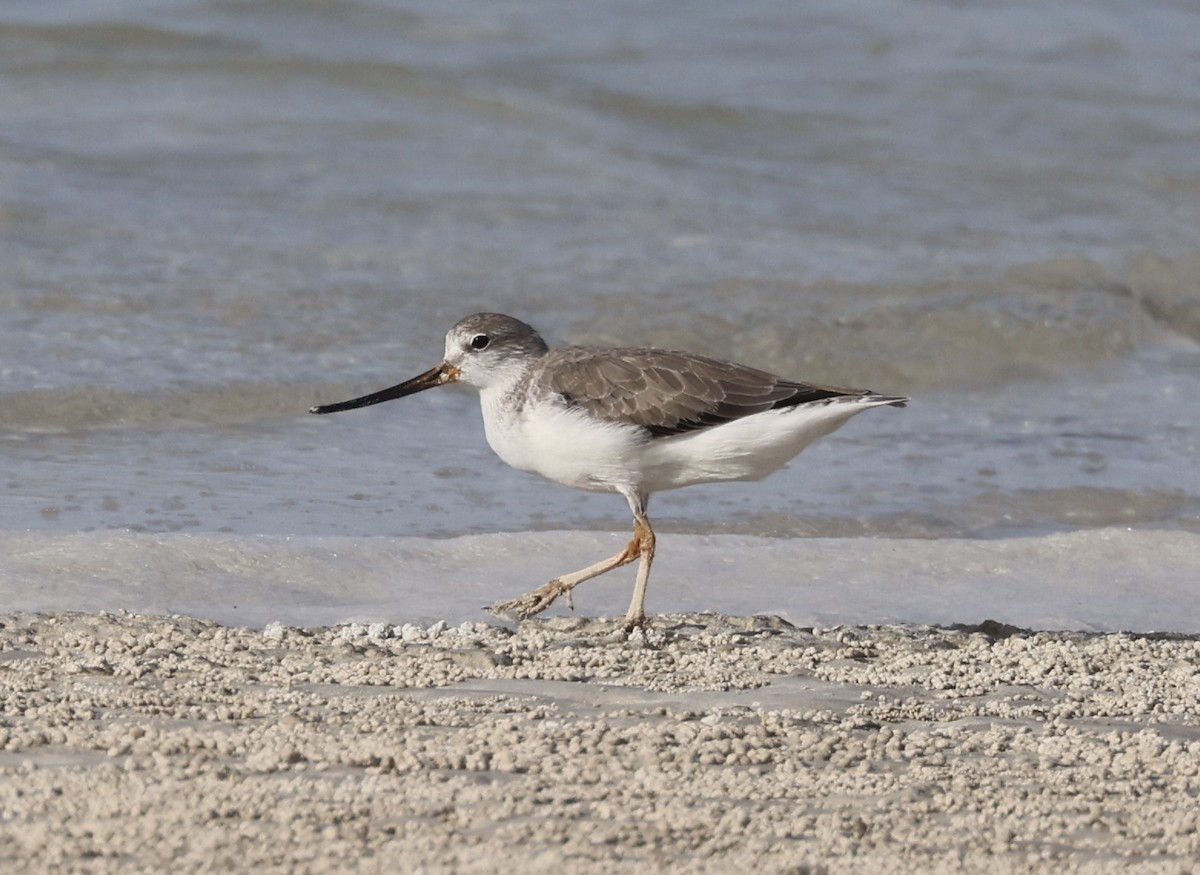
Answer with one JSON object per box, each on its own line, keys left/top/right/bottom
{"left": 637, "top": 401, "right": 876, "bottom": 491}
{"left": 480, "top": 390, "right": 893, "bottom": 496}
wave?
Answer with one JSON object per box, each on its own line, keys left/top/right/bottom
{"left": 0, "top": 527, "right": 1195, "bottom": 632}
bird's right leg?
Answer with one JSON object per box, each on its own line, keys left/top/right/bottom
{"left": 487, "top": 532, "right": 643, "bottom": 620}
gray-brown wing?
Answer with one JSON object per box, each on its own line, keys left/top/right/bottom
{"left": 535, "top": 347, "right": 866, "bottom": 438}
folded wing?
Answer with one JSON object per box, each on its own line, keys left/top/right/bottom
{"left": 537, "top": 347, "right": 889, "bottom": 438}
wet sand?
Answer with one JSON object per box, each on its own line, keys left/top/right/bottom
{"left": 1, "top": 611, "right": 1197, "bottom": 873}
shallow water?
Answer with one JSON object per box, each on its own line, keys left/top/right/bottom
{"left": 2, "top": 0, "right": 1198, "bottom": 626}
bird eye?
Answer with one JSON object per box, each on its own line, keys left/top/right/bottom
{"left": 470, "top": 334, "right": 490, "bottom": 350}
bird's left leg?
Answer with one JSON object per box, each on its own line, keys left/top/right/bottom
{"left": 487, "top": 532, "right": 642, "bottom": 620}
{"left": 621, "top": 508, "right": 656, "bottom": 630}
{"left": 488, "top": 488, "right": 655, "bottom": 625}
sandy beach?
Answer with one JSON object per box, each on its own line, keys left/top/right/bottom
{"left": 0, "top": 611, "right": 1197, "bottom": 873}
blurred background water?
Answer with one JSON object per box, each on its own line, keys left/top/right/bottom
{"left": 2, "top": 0, "right": 1198, "bottom": 626}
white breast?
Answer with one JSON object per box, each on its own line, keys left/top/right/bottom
{"left": 478, "top": 390, "right": 894, "bottom": 497}
{"left": 479, "top": 389, "right": 646, "bottom": 493}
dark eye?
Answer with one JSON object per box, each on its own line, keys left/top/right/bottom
{"left": 470, "top": 334, "right": 490, "bottom": 350}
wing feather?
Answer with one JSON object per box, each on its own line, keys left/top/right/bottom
{"left": 534, "top": 347, "right": 869, "bottom": 438}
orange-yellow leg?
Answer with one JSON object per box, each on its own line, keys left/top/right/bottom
{"left": 489, "top": 509, "right": 656, "bottom": 630}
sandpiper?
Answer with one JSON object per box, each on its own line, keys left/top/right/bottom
{"left": 312, "top": 313, "right": 906, "bottom": 628}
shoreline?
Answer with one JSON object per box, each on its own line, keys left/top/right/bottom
{"left": 1, "top": 611, "right": 1198, "bottom": 872}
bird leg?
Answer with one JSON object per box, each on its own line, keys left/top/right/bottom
{"left": 488, "top": 513, "right": 656, "bottom": 628}
{"left": 622, "top": 514, "right": 655, "bottom": 629}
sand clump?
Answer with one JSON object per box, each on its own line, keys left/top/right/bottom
{"left": 0, "top": 611, "right": 1198, "bottom": 873}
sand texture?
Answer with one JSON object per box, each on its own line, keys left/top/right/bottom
{"left": 1, "top": 611, "right": 1198, "bottom": 873}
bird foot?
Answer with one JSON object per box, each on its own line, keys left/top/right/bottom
{"left": 487, "top": 578, "right": 574, "bottom": 620}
